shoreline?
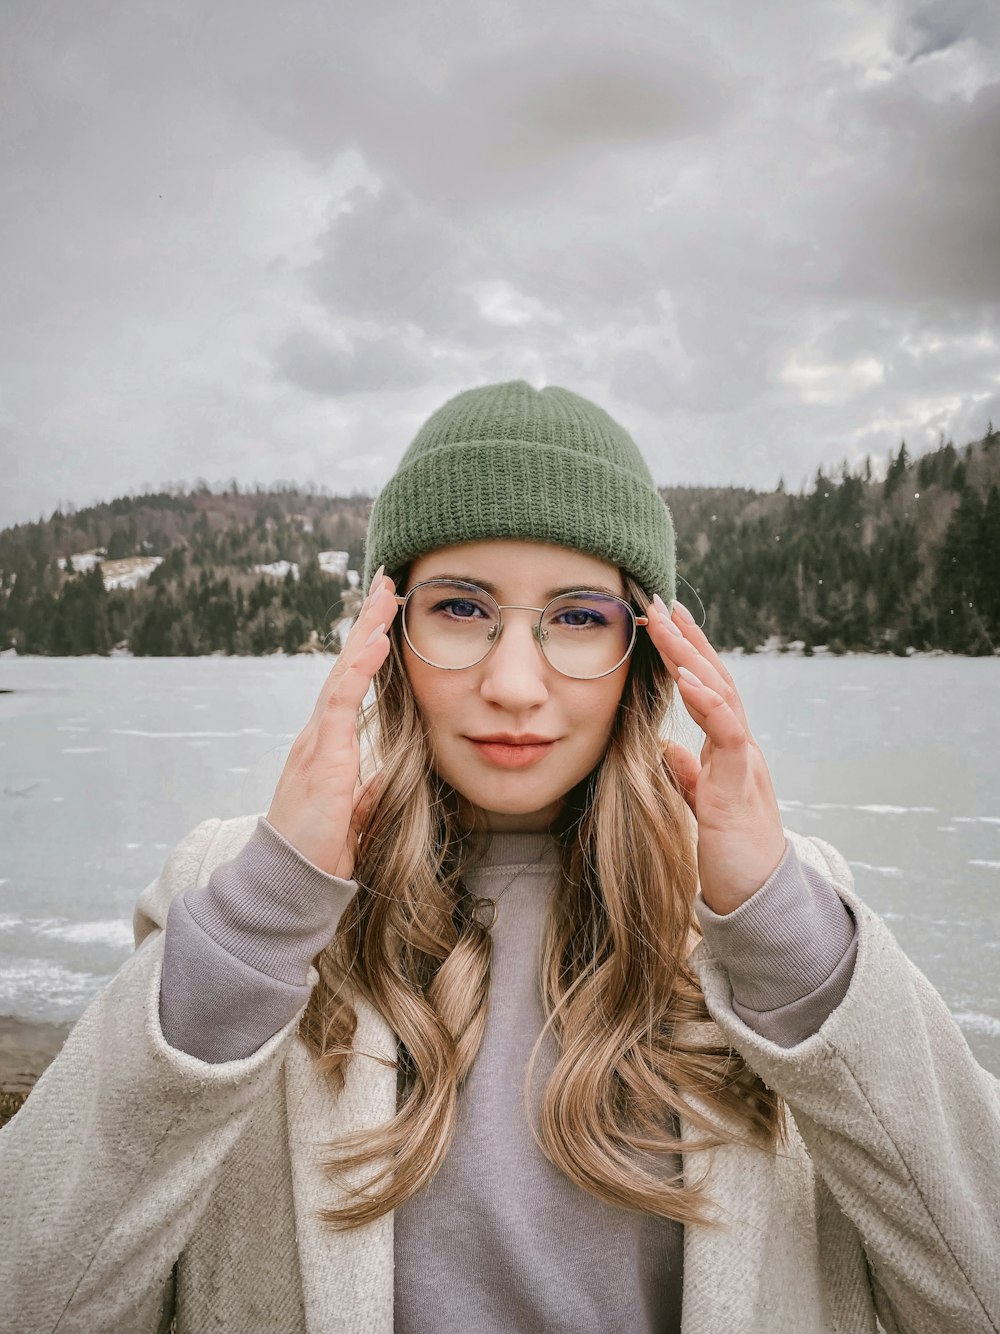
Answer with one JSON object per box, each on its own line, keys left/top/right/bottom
{"left": 0, "top": 1014, "right": 73, "bottom": 1093}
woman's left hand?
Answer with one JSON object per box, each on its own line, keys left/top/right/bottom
{"left": 645, "top": 594, "right": 787, "bottom": 916}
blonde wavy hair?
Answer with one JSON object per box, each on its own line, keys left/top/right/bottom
{"left": 299, "top": 566, "right": 783, "bottom": 1231}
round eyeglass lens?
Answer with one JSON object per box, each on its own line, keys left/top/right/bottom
{"left": 403, "top": 582, "right": 498, "bottom": 669}
{"left": 541, "top": 592, "right": 636, "bottom": 677}
{"left": 401, "top": 581, "right": 636, "bottom": 678}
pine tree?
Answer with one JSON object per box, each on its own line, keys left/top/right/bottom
{"left": 884, "top": 440, "right": 910, "bottom": 498}
{"left": 978, "top": 485, "right": 1000, "bottom": 634}
{"left": 934, "top": 487, "right": 984, "bottom": 650}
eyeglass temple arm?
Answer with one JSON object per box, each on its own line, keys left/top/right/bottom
{"left": 388, "top": 593, "right": 648, "bottom": 626}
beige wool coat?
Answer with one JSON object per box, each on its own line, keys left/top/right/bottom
{"left": 1, "top": 814, "right": 998, "bottom": 1334}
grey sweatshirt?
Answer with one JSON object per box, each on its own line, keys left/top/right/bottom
{"left": 160, "top": 820, "right": 857, "bottom": 1333}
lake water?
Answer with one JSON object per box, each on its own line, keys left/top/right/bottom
{"left": 1, "top": 651, "right": 998, "bottom": 1075}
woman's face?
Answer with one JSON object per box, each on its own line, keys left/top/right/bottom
{"left": 401, "top": 539, "right": 633, "bottom": 832}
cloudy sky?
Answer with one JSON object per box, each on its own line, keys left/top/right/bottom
{"left": 4, "top": 0, "right": 1000, "bottom": 530}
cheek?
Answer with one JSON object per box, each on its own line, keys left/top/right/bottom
{"left": 402, "top": 647, "right": 450, "bottom": 728}
{"left": 566, "top": 675, "right": 627, "bottom": 747}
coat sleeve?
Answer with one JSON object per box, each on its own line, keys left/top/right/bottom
{"left": 0, "top": 817, "right": 310, "bottom": 1334}
{"left": 691, "top": 831, "right": 1000, "bottom": 1334}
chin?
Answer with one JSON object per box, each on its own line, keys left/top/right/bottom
{"left": 461, "top": 782, "right": 559, "bottom": 816}
{"left": 458, "top": 770, "right": 594, "bottom": 829}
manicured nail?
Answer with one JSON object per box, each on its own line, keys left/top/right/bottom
{"left": 659, "top": 612, "right": 683, "bottom": 637}
{"left": 652, "top": 592, "right": 669, "bottom": 615}
{"left": 364, "top": 622, "right": 386, "bottom": 647}
{"left": 672, "top": 599, "right": 695, "bottom": 624}
{"left": 368, "top": 564, "right": 385, "bottom": 597}
{"left": 677, "top": 665, "right": 701, "bottom": 685}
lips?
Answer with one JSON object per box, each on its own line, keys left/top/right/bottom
{"left": 468, "top": 734, "right": 555, "bottom": 745}
{"left": 468, "top": 737, "right": 556, "bottom": 769}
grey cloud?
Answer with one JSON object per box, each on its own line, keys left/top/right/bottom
{"left": 604, "top": 298, "right": 781, "bottom": 419}
{"left": 231, "top": 12, "right": 730, "bottom": 206}
{"left": 273, "top": 327, "right": 434, "bottom": 395}
{"left": 821, "top": 79, "right": 1000, "bottom": 302}
{"left": 892, "top": 0, "right": 1000, "bottom": 62}
{"left": 895, "top": 4, "right": 969, "bottom": 61}
{"left": 446, "top": 33, "right": 731, "bottom": 152}
{"left": 303, "top": 182, "right": 482, "bottom": 334}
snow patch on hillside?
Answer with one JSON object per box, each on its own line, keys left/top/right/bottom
{"left": 58, "top": 551, "right": 163, "bottom": 590}
{"left": 253, "top": 551, "right": 358, "bottom": 584}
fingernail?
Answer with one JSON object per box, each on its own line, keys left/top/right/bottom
{"left": 672, "top": 599, "right": 695, "bottom": 624}
{"left": 652, "top": 593, "right": 669, "bottom": 615}
{"left": 368, "top": 564, "right": 385, "bottom": 597}
{"left": 678, "top": 665, "right": 701, "bottom": 685}
{"left": 365, "top": 622, "right": 386, "bottom": 647}
{"left": 659, "top": 612, "right": 683, "bottom": 637}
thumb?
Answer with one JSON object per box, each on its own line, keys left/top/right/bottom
{"left": 661, "top": 741, "right": 700, "bottom": 814}
{"left": 333, "top": 775, "right": 382, "bottom": 882}
{"left": 351, "top": 772, "right": 382, "bottom": 830}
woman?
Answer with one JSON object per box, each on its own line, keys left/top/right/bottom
{"left": 2, "top": 380, "right": 998, "bottom": 1333}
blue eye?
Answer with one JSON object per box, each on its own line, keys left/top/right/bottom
{"left": 551, "top": 607, "right": 610, "bottom": 629}
{"left": 434, "top": 598, "right": 491, "bottom": 620}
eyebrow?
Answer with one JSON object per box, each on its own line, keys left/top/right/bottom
{"left": 425, "top": 573, "right": 625, "bottom": 600}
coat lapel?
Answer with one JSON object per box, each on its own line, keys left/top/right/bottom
{"left": 679, "top": 1097, "right": 835, "bottom": 1333}
{"left": 284, "top": 992, "right": 397, "bottom": 1333}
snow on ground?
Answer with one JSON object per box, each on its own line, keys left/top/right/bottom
{"left": 57, "top": 552, "right": 163, "bottom": 590}
{"left": 99, "top": 557, "right": 164, "bottom": 590}
{"left": 254, "top": 552, "right": 357, "bottom": 584}
{"left": 254, "top": 560, "right": 298, "bottom": 579}
{"left": 318, "top": 551, "right": 349, "bottom": 578}
{"left": 57, "top": 549, "right": 359, "bottom": 593}
{"left": 57, "top": 552, "right": 103, "bottom": 574}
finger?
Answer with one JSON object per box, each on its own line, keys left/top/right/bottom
{"left": 351, "top": 772, "right": 382, "bottom": 828}
{"left": 662, "top": 597, "right": 750, "bottom": 730}
{"left": 646, "top": 607, "right": 730, "bottom": 701}
{"left": 674, "top": 667, "right": 752, "bottom": 752}
{"left": 646, "top": 599, "right": 749, "bottom": 732}
{"left": 314, "top": 640, "right": 392, "bottom": 745}
{"left": 312, "top": 576, "right": 399, "bottom": 723}
{"left": 661, "top": 741, "right": 700, "bottom": 812}
{"left": 334, "top": 833, "right": 358, "bottom": 882}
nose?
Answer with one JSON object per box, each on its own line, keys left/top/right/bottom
{"left": 477, "top": 611, "right": 550, "bottom": 709}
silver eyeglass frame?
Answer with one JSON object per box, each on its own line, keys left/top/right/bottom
{"left": 391, "top": 579, "right": 650, "bottom": 681}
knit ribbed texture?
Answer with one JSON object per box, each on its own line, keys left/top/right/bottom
{"left": 694, "top": 837, "right": 859, "bottom": 1047}
{"left": 362, "top": 380, "right": 676, "bottom": 602}
{"left": 180, "top": 815, "right": 356, "bottom": 985}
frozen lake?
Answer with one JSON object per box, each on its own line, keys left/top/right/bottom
{"left": 1, "top": 651, "right": 998, "bottom": 1075}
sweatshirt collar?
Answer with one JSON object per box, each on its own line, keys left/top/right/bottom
{"left": 479, "top": 829, "right": 561, "bottom": 868}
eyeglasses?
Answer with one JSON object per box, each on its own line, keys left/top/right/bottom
{"left": 392, "top": 579, "right": 650, "bottom": 680}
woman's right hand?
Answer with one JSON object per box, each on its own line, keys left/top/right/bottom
{"left": 266, "top": 566, "right": 399, "bottom": 880}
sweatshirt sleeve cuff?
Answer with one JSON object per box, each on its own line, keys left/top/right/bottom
{"left": 694, "top": 838, "right": 858, "bottom": 1047}
{"left": 159, "top": 817, "right": 359, "bottom": 1063}
{"left": 180, "top": 815, "right": 359, "bottom": 984}
{"left": 160, "top": 894, "right": 314, "bottom": 1063}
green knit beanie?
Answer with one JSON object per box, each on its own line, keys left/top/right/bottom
{"left": 362, "top": 380, "right": 675, "bottom": 604}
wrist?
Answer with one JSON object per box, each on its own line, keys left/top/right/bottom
{"left": 699, "top": 837, "right": 788, "bottom": 916}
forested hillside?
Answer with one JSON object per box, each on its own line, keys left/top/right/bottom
{"left": 669, "top": 430, "right": 1000, "bottom": 655}
{"left": 2, "top": 428, "right": 998, "bottom": 657}
{"left": 0, "top": 488, "right": 373, "bottom": 657}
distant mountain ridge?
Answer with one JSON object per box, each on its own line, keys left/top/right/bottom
{"left": 2, "top": 430, "right": 999, "bottom": 656}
